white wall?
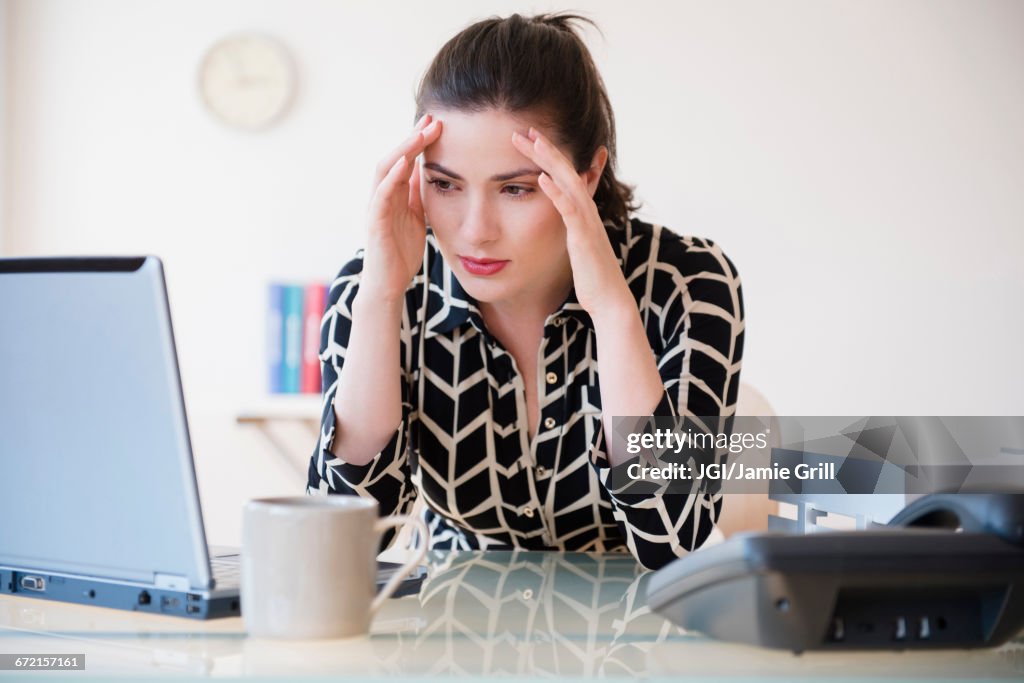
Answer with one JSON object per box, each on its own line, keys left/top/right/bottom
{"left": 7, "top": 0, "right": 1024, "bottom": 544}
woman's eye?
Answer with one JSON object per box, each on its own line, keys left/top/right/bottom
{"left": 427, "top": 178, "right": 455, "bottom": 193}
{"left": 503, "top": 185, "right": 534, "bottom": 200}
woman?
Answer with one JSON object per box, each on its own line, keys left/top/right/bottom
{"left": 307, "top": 13, "right": 744, "bottom": 570}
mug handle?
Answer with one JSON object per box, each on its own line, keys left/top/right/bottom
{"left": 369, "top": 514, "right": 429, "bottom": 617}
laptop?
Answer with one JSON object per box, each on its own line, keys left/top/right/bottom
{"left": 0, "top": 256, "right": 422, "bottom": 619}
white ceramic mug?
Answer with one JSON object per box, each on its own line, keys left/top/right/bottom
{"left": 241, "top": 495, "right": 427, "bottom": 639}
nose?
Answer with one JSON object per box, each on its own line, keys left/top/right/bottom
{"left": 460, "top": 195, "right": 500, "bottom": 248}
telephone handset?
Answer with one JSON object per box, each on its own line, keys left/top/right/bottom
{"left": 888, "top": 491, "right": 1024, "bottom": 546}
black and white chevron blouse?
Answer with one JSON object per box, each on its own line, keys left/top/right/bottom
{"left": 307, "top": 218, "right": 745, "bottom": 570}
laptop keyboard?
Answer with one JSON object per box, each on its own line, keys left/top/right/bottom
{"left": 210, "top": 555, "right": 240, "bottom": 589}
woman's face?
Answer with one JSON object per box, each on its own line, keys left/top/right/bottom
{"left": 420, "top": 108, "right": 575, "bottom": 311}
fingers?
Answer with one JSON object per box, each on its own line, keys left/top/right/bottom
{"left": 408, "top": 160, "right": 424, "bottom": 219}
{"left": 511, "top": 127, "right": 588, "bottom": 201}
{"left": 512, "top": 129, "right": 591, "bottom": 227}
{"left": 537, "top": 171, "right": 578, "bottom": 220}
{"left": 374, "top": 116, "right": 443, "bottom": 186}
{"left": 417, "top": 118, "right": 443, "bottom": 157}
{"left": 375, "top": 127, "right": 423, "bottom": 186}
{"left": 370, "top": 155, "right": 411, "bottom": 217}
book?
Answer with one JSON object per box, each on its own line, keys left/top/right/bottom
{"left": 266, "top": 284, "right": 284, "bottom": 394}
{"left": 300, "top": 283, "right": 327, "bottom": 393}
{"left": 281, "top": 284, "right": 305, "bottom": 393}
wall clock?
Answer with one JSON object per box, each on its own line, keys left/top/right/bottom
{"left": 199, "top": 34, "right": 296, "bottom": 131}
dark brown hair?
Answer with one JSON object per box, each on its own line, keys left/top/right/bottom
{"left": 414, "top": 13, "right": 638, "bottom": 227}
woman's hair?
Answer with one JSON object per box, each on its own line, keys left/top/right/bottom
{"left": 415, "top": 13, "right": 638, "bottom": 227}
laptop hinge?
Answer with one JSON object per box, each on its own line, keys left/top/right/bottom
{"left": 154, "top": 573, "right": 189, "bottom": 591}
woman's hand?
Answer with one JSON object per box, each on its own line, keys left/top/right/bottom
{"left": 360, "top": 114, "right": 443, "bottom": 304}
{"left": 513, "top": 127, "right": 665, "bottom": 465}
{"left": 510, "top": 128, "right": 632, "bottom": 320}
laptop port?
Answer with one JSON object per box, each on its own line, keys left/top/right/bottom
{"left": 138, "top": 591, "right": 151, "bottom": 605}
{"left": 892, "top": 617, "right": 908, "bottom": 641}
{"left": 830, "top": 617, "right": 845, "bottom": 641}
{"left": 20, "top": 576, "right": 45, "bottom": 592}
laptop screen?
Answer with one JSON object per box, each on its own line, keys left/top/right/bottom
{"left": 0, "top": 256, "right": 213, "bottom": 590}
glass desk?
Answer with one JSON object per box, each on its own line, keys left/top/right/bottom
{"left": 0, "top": 550, "right": 1020, "bottom": 680}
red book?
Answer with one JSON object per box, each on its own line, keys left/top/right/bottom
{"left": 300, "top": 283, "right": 327, "bottom": 393}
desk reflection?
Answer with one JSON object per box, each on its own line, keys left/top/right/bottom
{"left": 242, "top": 550, "right": 680, "bottom": 677}
{"left": 388, "top": 550, "right": 677, "bottom": 676}
{"left": 0, "top": 550, "right": 1020, "bottom": 679}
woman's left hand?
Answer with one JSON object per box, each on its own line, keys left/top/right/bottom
{"left": 511, "top": 128, "right": 633, "bottom": 320}
{"left": 514, "top": 128, "right": 666, "bottom": 466}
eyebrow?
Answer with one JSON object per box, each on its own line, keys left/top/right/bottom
{"left": 423, "top": 162, "right": 541, "bottom": 183}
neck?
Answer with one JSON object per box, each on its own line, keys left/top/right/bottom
{"left": 478, "top": 270, "right": 574, "bottom": 333}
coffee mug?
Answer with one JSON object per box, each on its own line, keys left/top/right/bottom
{"left": 242, "top": 495, "right": 428, "bottom": 639}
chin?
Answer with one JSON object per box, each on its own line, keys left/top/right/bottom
{"left": 457, "top": 278, "right": 513, "bottom": 305}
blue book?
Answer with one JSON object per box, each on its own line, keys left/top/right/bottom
{"left": 281, "top": 284, "right": 305, "bottom": 393}
{"left": 266, "top": 283, "right": 284, "bottom": 394}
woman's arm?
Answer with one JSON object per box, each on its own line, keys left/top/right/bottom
{"left": 509, "top": 129, "right": 745, "bottom": 568}
{"left": 593, "top": 234, "right": 745, "bottom": 570}
{"left": 329, "top": 292, "right": 404, "bottom": 466}
{"left": 308, "top": 117, "right": 442, "bottom": 552}
{"left": 328, "top": 114, "right": 442, "bottom": 465}
{"left": 307, "top": 262, "right": 418, "bottom": 550}
{"left": 509, "top": 127, "right": 668, "bottom": 465}
{"left": 590, "top": 301, "right": 666, "bottom": 467}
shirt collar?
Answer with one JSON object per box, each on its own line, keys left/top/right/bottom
{"left": 422, "top": 237, "right": 478, "bottom": 338}
{"left": 422, "top": 223, "right": 626, "bottom": 339}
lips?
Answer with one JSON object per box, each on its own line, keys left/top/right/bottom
{"left": 459, "top": 256, "right": 509, "bottom": 276}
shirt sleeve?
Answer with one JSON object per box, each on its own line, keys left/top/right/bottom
{"left": 305, "top": 252, "right": 419, "bottom": 550}
{"left": 590, "top": 235, "right": 745, "bottom": 570}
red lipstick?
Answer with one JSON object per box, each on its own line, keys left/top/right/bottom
{"left": 459, "top": 256, "right": 509, "bottom": 276}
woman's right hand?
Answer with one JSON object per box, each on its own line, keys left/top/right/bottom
{"left": 359, "top": 114, "right": 443, "bottom": 305}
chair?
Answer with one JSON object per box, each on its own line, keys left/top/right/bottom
{"left": 714, "top": 381, "right": 780, "bottom": 537}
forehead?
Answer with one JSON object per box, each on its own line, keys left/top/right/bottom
{"left": 422, "top": 108, "right": 549, "bottom": 173}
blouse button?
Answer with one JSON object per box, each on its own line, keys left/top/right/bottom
{"left": 553, "top": 318, "right": 564, "bottom": 327}
{"left": 545, "top": 372, "right": 558, "bottom": 385}
{"left": 536, "top": 466, "right": 548, "bottom": 478}
{"left": 544, "top": 417, "right": 556, "bottom": 429}
{"left": 522, "top": 506, "right": 535, "bottom": 518}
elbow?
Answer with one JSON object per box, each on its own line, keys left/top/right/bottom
{"left": 629, "top": 515, "right": 719, "bottom": 572}
{"left": 629, "top": 538, "right": 689, "bottom": 572}
{"left": 328, "top": 438, "right": 377, "bottom": 467}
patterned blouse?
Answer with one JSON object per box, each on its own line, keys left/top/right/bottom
{"left": 307, "top": 218, "right": 745, "bottom": 570}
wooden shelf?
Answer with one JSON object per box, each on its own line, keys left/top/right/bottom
{"left": 237, "top": 394, "right": 323, "bottom": 423}
{"left": 236, "top": 395, "right": 324, "bottom": 477}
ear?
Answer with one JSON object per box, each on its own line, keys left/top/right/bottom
{"left": 582, "top": 146, "right": 609, "bottom": 197}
